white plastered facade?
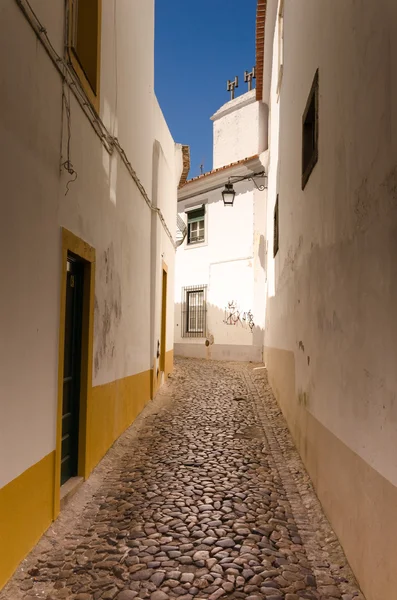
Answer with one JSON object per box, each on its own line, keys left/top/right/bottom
{"left": 262, "top": 2, "right": 397, "bottom": 599}
{"left": 174, "top": 93, "right": 267, "bottom": 362}
{"left": 0, "top": 0, "right": 181, "bottom": 489}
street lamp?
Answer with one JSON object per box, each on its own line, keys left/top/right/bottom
{"left": 222, "top": 182, "right": 236, "bottom": 207}
{"left": 221, "top": 171, "right": 267, "bottom": 207}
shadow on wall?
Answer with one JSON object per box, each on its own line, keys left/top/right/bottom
{"left": 174, "top": 301, "right": 264, "bottom": 362}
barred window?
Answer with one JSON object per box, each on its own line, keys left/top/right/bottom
{"left": 187, "top": 207, "right": 205, "bottom": 245}
{"left": 182, "top": 285, "right": 207, "bottom": 338}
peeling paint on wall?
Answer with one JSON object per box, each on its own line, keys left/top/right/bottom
{"left": 382, "top": 164, "right": 397, "bottom": 207}
{"left": 354, "top": 164, "right": 397, "bottom": 234}
{"left": 354, "top": 177, "right": 377, "bottom": 232}
{"left": 317, "top": 308, "right": 344, "bottom": 334}
{"left": 279, "top": 235, "right": 303, "bottom": 287}
{"left": 94, "top": 243, "right": 122, "bottom": 376}
{"left": 298, "top": 390, "right": 310, "bottom": 409}
{"left": 258, "top": 234, "right": 266, "bottom": 270}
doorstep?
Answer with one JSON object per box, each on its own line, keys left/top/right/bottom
{"left": 60, "top": 476, "right": 84, "bottom": 510}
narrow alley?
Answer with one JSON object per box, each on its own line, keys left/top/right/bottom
{"left": 1, "top": 359, "right": 364, "bottom": 600}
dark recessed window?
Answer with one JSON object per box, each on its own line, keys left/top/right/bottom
{"left": 273, "top": 195, "right": 279, "bottom": 257}
{"left": 181, "top": 285, "right": 207, "bottom": 338}
{"left": 187, "top": 206, "right": 205, "bottom": 245}
{"left": 302, "top": 69, "right": 319, "bottom": 189}
{"left": 69, "top": 0, "right": 101, "bottom": 103}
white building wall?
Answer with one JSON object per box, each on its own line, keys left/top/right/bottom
{"left": 263, "top": 2, "right": 397, "bottom": 599}
{"left": 175, "top": 183, "right": 265, "bottom": 361}
{"left": 151, "top": 100, "right": 181, "bottom": 378}
{"left": 0, "top": 0, "right": 179, "bottom": 490}
{"left": 212, "top": 90, "right": 267, "bottom": 169}
{"left": 175, "top": 88, "right": 268, "bottom": 362}
{"left": 100, "top": 0, "right": 155, "bottom": 195}
{"left": 253, "top": 167, "right": 268, "bottom": 347}
{"left": 0, "top": 0, "right": 64, "bottom": 489}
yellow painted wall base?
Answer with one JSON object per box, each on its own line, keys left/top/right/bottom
{"left": 152, "top": 349, "right": 174, "bottom": 397}
{"left": 0, "top": 365, "right": 169, "bottom": 590}
{"left": 165, "top": 349, "right": 174, "bottom": 379}
{"left": 265, "top": 346, "right": 397, "bottom": 600}
{"left": 88, "top": 369, "right": 152, "bottom": 473}
{"left": 0, "top": 452, "right": 55, "bottom": 589}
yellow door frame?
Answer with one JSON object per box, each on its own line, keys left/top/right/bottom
{"left": 54, "top": 228, "right": 96, "bottom": 518}
{"left": 160, "top": 261, "right": 168, "bottom": 373}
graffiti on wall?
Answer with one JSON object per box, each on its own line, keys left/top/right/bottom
{"left": 223, "top": 301, "right": 255, "bottom": 331}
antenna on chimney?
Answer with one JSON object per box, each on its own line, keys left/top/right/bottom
{"left": 244, "top": 67, "right": 256, "bottom": 91}
{"left": 227, "top": 76, "right": 239, "bottom": 100}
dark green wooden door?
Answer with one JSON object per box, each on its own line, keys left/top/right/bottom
{"left": 61, "top": 257, "right": 84, "bottom": 485}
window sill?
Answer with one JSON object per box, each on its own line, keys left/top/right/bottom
{"left": 302, "top": 152, "right": 318, "bottom": 190}
{"left": 185, "top": 240, "right": 208, "bottom": 250}
{"left": 67, "top": 48, "right": 100, "bottom": 114}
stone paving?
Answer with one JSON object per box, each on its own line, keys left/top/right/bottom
{"left": 1, "top": 358, "right": 365, "bottom": 600}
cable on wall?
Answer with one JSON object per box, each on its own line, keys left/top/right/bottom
{"left": 61, "top": 82, "right": 78, "bottom": 195}
{"left": 14, "top": 0, "right": 176, "bottom": 248}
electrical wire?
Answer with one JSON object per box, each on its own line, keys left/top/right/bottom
{"left": 14, "top": 0, "right": 176, "bottom": 247}
{"left": 61, "top": 82, "right": 78, "bottom": 195}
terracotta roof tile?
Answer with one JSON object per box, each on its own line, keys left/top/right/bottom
{"left": 255, "top": 0, "right": 267, "bottom": 102}
{"left": 179, "top": 154, "right": 260, "bottom": 188}
{"left": 178, "top": 145, "right": 191, "bottom": 187}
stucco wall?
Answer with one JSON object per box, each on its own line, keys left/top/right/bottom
{"left": 263, "top": 2, "right": 397, "bottom": 599}
{"left": 212, "top": 90, "right": 267, "bottom": 169}
{"left": 174, "top": 183, "right": 266, "bottom": 361}
{"left": 175, "top": 90, "right": 268, "bottom": 362}
{"left": 151, "top": 100, "right": 180, "bottom": 380}
{"left": 0, "top": 0, "right": 63, "bottom": 490}
{"left": 0, "top": 0, "right": 179, "bottom": 490}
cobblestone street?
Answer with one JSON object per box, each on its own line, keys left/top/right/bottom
{"left": 1, "top": 359, "right": 365, "bottom": 600}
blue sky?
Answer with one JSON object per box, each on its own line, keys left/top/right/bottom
{"left": 155, "top": 0, "right": 258, "bottom": 179}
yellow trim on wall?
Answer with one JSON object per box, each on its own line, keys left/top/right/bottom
{"left": 0, "top": 452, "right": 55, "bottom": 589}
{"left": 151, "top": 260, "right": 173, "bottom": 396}
{"left": 79, "top": 254, "right": 96, "bottom": 480}
{"left": 152, "top": 349, "right": 174, "bottom": 397}
{"left": 2, "top": 224, "right": 169, "bottom": 587}
{"left": 264, "top": 345, "right": 397, "bottom": 600}
{"left": 88, "top": 369, "right": 152, "bottom": 472}
{"left": 165, "top": 349, "right": 174, "bottom": 379}
{"left": 160, "top": 266, "right": 168, "bottom": 373}
{"left": 55, "top": 228, "right": 96, "bottom": 517}
{"left": 62, "top": 228, "right": 96, "bottom": 263}
{"left": 1, "top": 366, "right": 152, "bottom": 589}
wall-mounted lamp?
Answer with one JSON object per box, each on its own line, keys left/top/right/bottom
{"left": 222, "top": 183, "right": 236, "bottom": 206}
{"left": 221, "top": 171, "right": 267, "bottom": 207}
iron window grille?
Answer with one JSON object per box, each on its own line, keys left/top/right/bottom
{"left": 302, "top": 69, "right": 319, "bottom": 189}
{"left": 274, "top": 195, "right": 279, "bottom": 257}
{"left": 186, "top": 206, "right": 205, "bottom": 245}
{"left": 182, "top": 285, "right": 207, "bottom": 338}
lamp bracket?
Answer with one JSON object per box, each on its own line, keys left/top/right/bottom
{"left": 227, "top": 170, "right": 267, "bottom": 191}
